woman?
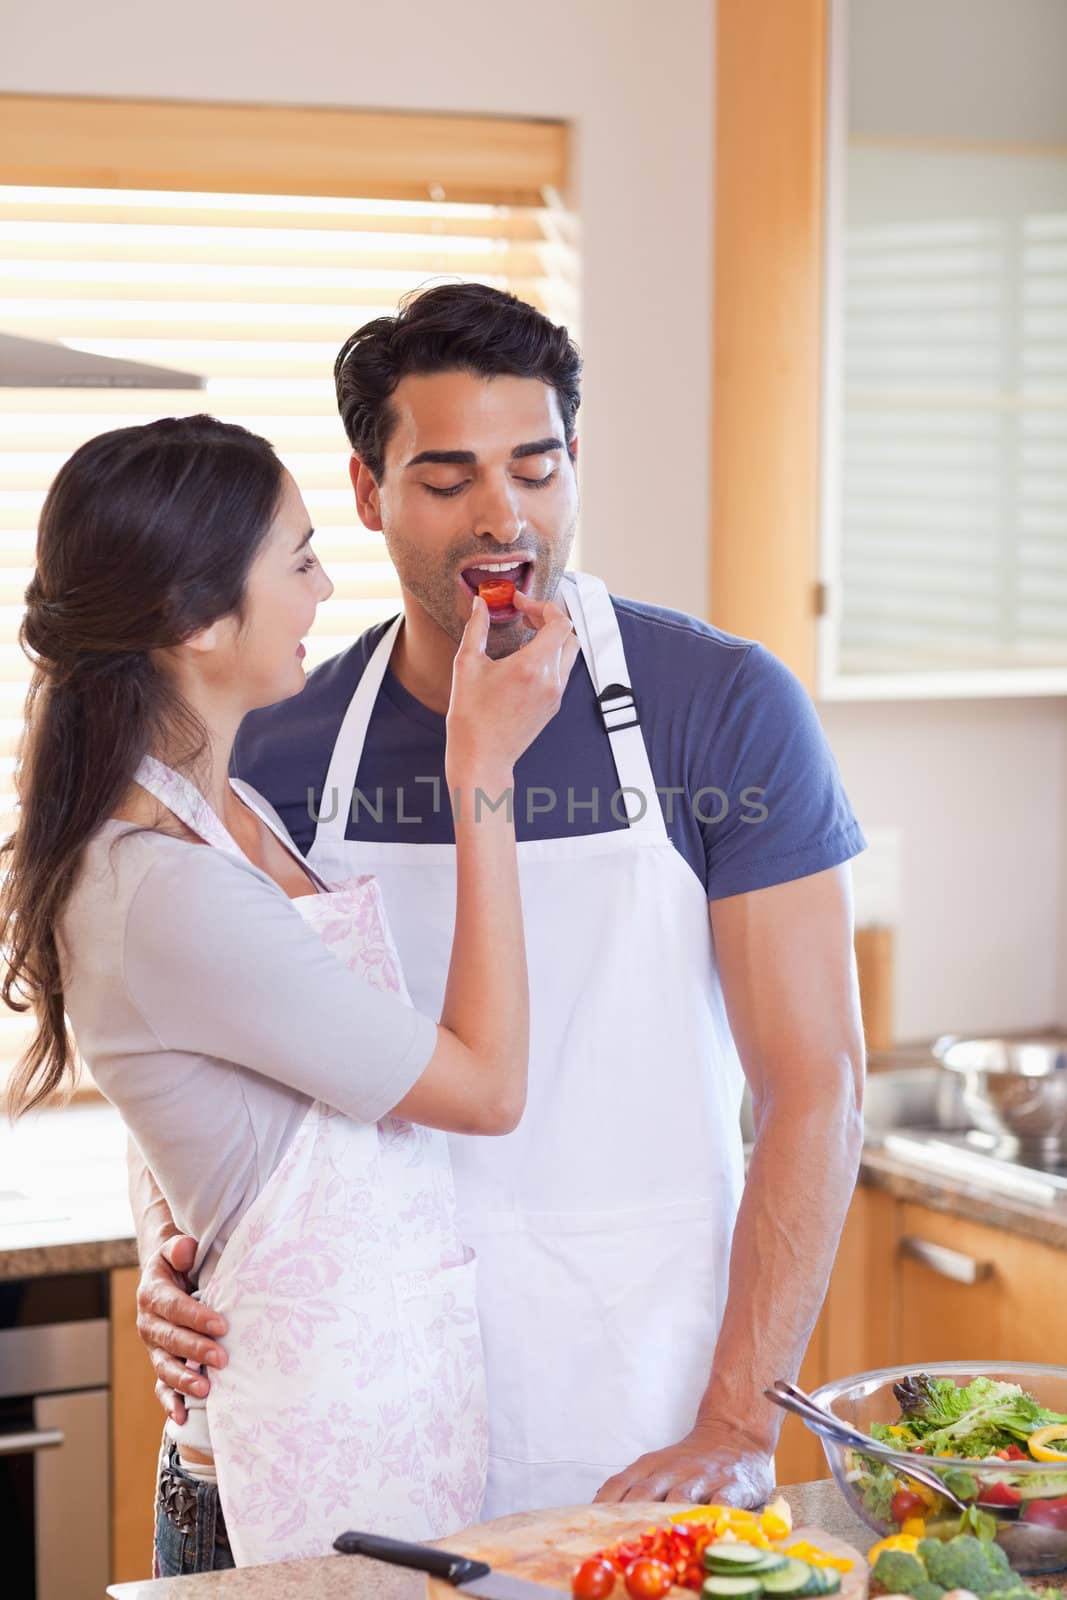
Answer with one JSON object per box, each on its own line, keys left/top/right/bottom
{"left": 0, "top": 414, "right": 578, "bottom": 1574}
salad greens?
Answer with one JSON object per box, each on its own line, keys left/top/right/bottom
{"left": 869, "top": 1375, "right": 1067, "bottom": 1461}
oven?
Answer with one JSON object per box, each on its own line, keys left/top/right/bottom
{"left": 0, "top": 1271, "right": 111, "bottom": 1600}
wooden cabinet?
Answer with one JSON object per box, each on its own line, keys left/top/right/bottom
{"left": 895, "top": 1204, "right": 1067, "bottom": 1367}
{"left": 110, "top": 1266, "right": 163, "bottom": 1585}
{"left": 775, "top": 1182, "right": 1067, "bottom": 1488}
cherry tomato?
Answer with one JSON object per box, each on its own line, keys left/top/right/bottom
{"left": 624, "top": 1559, "right": 674, "bottom": 1600}
{"left": 572, "top": 1559, "right": 617, "bottom": 1600}
{"left": 891, "top": 1489, "right": 928, "bottom": 1523}
{"left": 1023, "top": 1495, "right": 1067, "bottom": 1529}
{"left": 977, "top": 1481, "right": 1022, "bottom": 1508}
{"left": 478, "top": 579, "right": 517, "bottom": 609}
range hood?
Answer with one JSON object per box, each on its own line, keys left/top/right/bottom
{"left": 0, "top": 331, "right": 205, "bottom": 390}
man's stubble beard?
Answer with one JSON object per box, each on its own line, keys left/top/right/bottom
{"left": 384, "top": 519, "right": 577, "bottom": 661}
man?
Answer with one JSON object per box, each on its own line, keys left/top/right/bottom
{"left": 134, "top": 282, "right": 866, "bottom": 1523}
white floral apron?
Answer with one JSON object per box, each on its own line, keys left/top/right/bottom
{"left": 133, "top": 756, "right": 488, "bottom": 1567}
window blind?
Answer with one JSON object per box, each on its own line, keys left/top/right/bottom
{"left": 837, "top": 143, "right": 1067, "bottom": 677}
{"left": 0, "top": 179, "right": 579, "bottom": 1081}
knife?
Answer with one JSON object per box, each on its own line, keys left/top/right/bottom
{"left": 334, "top": 1531, "right": 570, "bottom": 1600}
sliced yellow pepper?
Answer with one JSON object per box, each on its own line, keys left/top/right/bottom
{"left": 900, "top": 1517, "right": 926, "bottom": 1539}
{"left": 760, "top": 1496, "right": 793, "bottom": 1540}
{"left": 671, "top": 1506, "right": 726, "bottom": 1525}
{"left": 1029, "top": 1425, "right": 1067, "bottom": 1462}
{"left": 784, "top": 1541, "right": 854, "bottom": 1574}
{"left": 868, "top": 1533, "right": 920, "bottom": 1562}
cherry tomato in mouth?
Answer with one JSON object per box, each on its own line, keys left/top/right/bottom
{"left": 478, "top": 579, "right": 517, "bottom": 609}
{"left": 572, "top": 1559, "right": 617, "bottom": 1600}
{"left": 623, "top": 1558, "right": 674, "bottom": 1600}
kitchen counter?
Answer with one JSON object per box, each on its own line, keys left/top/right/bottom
{"left": 0, "top": 1099, "right": 138, "bottom": 1279}
{"left": 8, "top": 1095, "right": 1067, "bottom": 1281}
{"left": 857, "top": 1141, "right": 1067, "bottom": 1250}
{"left": 108, "top": 1481, "right": 874, "bottom": 1598}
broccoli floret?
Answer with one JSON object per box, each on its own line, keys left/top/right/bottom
{"left": 912, "top": 1582, "right": 946, "bottom": 1600}
{"left": 983, "top": 1541, "right": 1012, "bottom": 1579}
{"left": 923, "top": 1536, "right": 998, "bottom": 1594}
{"left": 917, "top": 1540, "right": 943, "bottom": 1566}
{"left": 873, "top": 1550, "right": 927, "bottom": 1596}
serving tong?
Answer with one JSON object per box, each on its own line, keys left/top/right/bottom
{"left": 764, "top": 1377, "right": 969, "bottom": 1512}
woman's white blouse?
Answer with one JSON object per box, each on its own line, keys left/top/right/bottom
{"left": 59, "top": 804, "right": 437, "bottom": 1285}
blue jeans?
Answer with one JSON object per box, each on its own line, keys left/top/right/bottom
{"left": 154, "top": 1442, "right": 236, "bottom": 1577}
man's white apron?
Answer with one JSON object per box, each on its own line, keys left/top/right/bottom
{"left": 305, "top": 572, "right": 746, "bottom": 1518}
{"left": 133, "top": 757, "right": 489, "bottom": 1566}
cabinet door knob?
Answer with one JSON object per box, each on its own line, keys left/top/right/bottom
{"left": 899, "top": 1234, "right": 994, "bottom": 1285}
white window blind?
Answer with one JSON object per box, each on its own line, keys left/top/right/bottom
{"left": 0, "top": 180, "right": 579, "bottom": 1081}
{"left": 837, "top": 143, "right": 1067, "bottom": 676}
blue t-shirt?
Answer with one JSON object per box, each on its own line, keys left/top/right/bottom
{"left": 233, "top": 593, "right": 866, "bottom": 900}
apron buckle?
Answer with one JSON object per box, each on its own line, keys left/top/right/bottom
{"left": 597, "top": 682, "right": 640, "bottom": 733}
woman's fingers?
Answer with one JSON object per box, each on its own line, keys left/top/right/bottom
{"left": 457, "top": 593, "right": 490, "bottom": 657}
{"left": 511, "top": 590, "right": 548, "bottom": 630}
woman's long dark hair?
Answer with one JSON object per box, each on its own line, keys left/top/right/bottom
{"left": 2, "top": 414, "right": 285, "bottom": 1117}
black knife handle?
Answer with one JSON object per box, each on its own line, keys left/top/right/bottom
{"left": 333, "top": 1530, "right": 492, "bottom": 1584}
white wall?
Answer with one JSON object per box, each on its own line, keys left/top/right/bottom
{"left": 7, "top": 0, "right": 1065, "bottom": 1043}
{"left": 822, "top": 697, "right": 1067, "bottom": 1041}
{"left": 4, "top": 0, "right": 712, "bottom": 617}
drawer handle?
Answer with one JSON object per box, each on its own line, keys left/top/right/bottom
{"left": 899, "top": 1235, "right": 993, "bottom": 1285}
{"left": 0, "top": 1427, "right": 65, "bottom": 1457}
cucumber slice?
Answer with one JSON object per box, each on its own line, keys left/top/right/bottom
{"left": 701, "top": 1578, "right": 766, "bottom": 1599}
{"left": 703, "top": 1544, "right": 768, "bottom": 1570}
{"left": 799, "top": 1570, "right": 841, "bottom": 1598}
{"left": 750, "top": 1555, "right": 789, "bottom": 1575}
{"left": 758, "top": 1559, "right": 815, "bottom": 1598}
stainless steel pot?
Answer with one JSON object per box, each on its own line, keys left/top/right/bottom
{"left": 933, "top": 1035, "right": 1067, "bottom": 1159}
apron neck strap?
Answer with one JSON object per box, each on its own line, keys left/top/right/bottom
{"left": 313, "top": 579, "right": 667, "bottom": 847}
{"left": 313, "top": 613, "right": 404, "bottom": 846}
{"left": 133, "top": 754, "right": 246, "bottom": 858}
{"left": 562, "top": 574, "right": 666, "bottom": 838}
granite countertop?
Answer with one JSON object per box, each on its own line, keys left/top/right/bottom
{"left": 0, "top": 1099, "right": 138, "bottom": 1279}
{"left": 858, "top": 1141, "right": 1067, "bottom": 1249}
{"left": 107, "top": 1481, "right": 872, "bottom": 1598}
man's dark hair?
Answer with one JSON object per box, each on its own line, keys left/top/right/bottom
{"left": 333, "top": 282, "right": 583, "bottom": 479}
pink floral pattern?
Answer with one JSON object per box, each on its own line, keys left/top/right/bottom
{"left": 132, "top": 758, "right": 488, "bottom": 1567}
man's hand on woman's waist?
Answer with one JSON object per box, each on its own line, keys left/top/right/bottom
{"left": 136, "top": 1234, "right": 227, "bottom": 1424}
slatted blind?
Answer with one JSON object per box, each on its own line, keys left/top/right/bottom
{"left": 0, "top": 179, "right": 579, "bottom": 1081}
{"left": 837, "top": 143, "right": 1067, "bottom": 676}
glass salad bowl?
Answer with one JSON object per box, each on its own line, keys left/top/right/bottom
{"left": 809, "top": 1362, "right": 1067, "bottom": 1574}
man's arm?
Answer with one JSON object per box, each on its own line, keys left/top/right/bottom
{"left": 127, "top": 1136, "right": 228, "bottom": 1423}
{"left": 595, "top": 864, "right": 865, "bottom": 1504}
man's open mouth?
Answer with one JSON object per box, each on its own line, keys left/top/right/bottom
{"left": 459, "top": 558, "right": 534, "bottom": 603}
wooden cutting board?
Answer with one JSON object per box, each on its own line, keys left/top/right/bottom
{"left": 428, "top": 1504, "right": 868, "bottom": 1600}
